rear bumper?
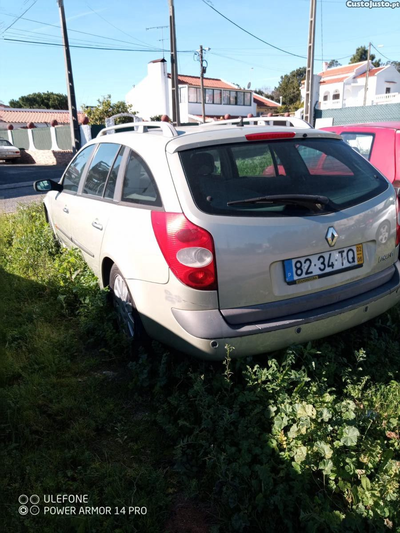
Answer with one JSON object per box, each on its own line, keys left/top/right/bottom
{"left": 169, "top": 261, "right": 400, "bottom": 359}
{"left": 0, "top": 153, "right": 20, "bottom": 160}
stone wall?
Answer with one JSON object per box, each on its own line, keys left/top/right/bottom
{"left": 18, "top": 149, "right": 74, "bottom": 166}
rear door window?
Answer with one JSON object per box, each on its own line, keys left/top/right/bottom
{"left": 121, "top": 150, "right": 162, "bottom": 206}
{"left": 340, "top": 132, "right": 374, "bottom": 160}
{"left": 82, "top": 143, "right": 121, "bottom": 197}
{"left": 179, "top": 138, "right": 388, "bottom": 217}
{"left": 62, "top": 145, "right": 95, "bottom": 193}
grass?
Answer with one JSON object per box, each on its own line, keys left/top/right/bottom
{"left": 1, "top": 202, "right": 400, "bottom": 533}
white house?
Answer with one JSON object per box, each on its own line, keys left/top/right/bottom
{"left": 126, "top": 59, "right": 262, "bottom": 122}
{"left": 300, "top": 61, "right": 400, "bottom": 111}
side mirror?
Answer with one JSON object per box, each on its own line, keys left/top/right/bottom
{"left": 34, "top": 179, "right": 63, "bottom": 193}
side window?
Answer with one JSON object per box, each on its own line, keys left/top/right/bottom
{"left": 62, "top": 145, "right": 95, "bottom": 193}
{"left": 104, "top": 147, "right": 124, "bottom": 199}
{"left": 340, "top": 133, "right": 374, "bottom": 160}
{"left": 83, "top": 143, "right": 121, "bottom": 197}
{"left": 121, "top": 151, "right": 162, "bottom": 206}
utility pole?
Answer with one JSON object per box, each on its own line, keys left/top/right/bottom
{"left": 57, "top": 0, "right": 80, "bottom": 153}
{"left": 304, "top": 0, "right": 317, "bottom": 126}
{"left": 199, "top": 45, "right": 206, "bottom": 123}
{"left": 168, "top": 0, "right": 180, "bottom": 125}
{"left": 195, "top": 46, "right": 209, "bottom": 123}
{"left": 363, "top": 43, "right": 371, "bottom": 106}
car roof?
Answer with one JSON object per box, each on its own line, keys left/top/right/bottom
{"left": 166, "top": 125, "right": 341, "bottom": 153}
{"left": 323, "top": 122, "right": 400, "bottom": 131}
{"left": 90, "top": 121, "right": 342, "bottom": 155}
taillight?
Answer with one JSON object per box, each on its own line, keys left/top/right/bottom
{"left": 151, "top": 212, "right": 217, "bottom": 290}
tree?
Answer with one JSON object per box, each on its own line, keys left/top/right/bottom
{"left": 327, "top": 59, "right": 341, "bottom": 69}
{"left": 9, "top": 92, "right": 68, "bottom": 109}
{"left": 254, "top": 87, "right": 280, "bottom": 102}
{"left": 349, "top": 46, "right": 381, "bottom": 67}
{"left": 275, "top": 67, "right": 306, "bottom": 107}
{"left": 386, "top": 60, "right": 400, "bottom": 73}
{"left": 82, "top": 95, "right": 136, "bottom": 125}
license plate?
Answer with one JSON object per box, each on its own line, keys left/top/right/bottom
{"left": 284, "top": 244, "right": 364, "bottom": 285}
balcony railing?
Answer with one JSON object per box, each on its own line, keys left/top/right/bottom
{"left": 374, "top": 92, "right": 400, "bottom": 104}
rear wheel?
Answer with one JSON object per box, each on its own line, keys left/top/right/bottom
{"left": 109, "top": 264, "right": 147, "bottom": 347}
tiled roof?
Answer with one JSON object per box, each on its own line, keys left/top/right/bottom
{"left": 320, "top": 76, "right": 349, "bottom": 85}
{"left": 0, "top": 108, "right": 86, "bottom": 125}
{"left": 318, "top": 61, "right": 366, "bottom": 78}
{"left": 168, "top": 73, "right": 237, "bottom": 89}
{"left": 253, "top": 93, "right": 280, "bottom": 107}
{"left": 355, "top": 67, "right": 386, "bottom": 79}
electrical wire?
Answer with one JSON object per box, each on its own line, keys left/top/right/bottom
{"left": 371, "top": 43, "right": 394, "bottom": 63}
{"left": 84, "top": 2, "right": 156, "bottom": 49}
{"left": 3, "top": 36, "right": 194, "bottom": 53}
{"left": 1, "top": 0, "right": 37, "bottom": 35}
{"left": 0, "top": 12, "right": 161, "bottom": 49}
{"left": 201, "top": 0, "right": 351, "bottom": 62}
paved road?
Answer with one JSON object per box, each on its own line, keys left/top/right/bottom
{"left": 0, "top": 164, "right": 64, "bottom": 213}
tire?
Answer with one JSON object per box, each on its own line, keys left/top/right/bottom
{"left": 10, "top": 158, "right": 18, "bottom": 164}
{"left": 109, "top": 264, "right": 148, "bottom": 348}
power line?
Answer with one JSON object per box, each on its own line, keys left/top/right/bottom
{"left": 371, "top": 43, "right": 394, "bottom": 63}
{"left": 201, "top": 0, "right": 350, "bottom": 62}
{"left": 84, "top": 2, "right": 156, "bottom": 49}
{"left": 0, "top": 12, "right": 162, "bottom": 49}
{"left": 3, "top": 36, "right": 194, "bottom": 53}
{"left": 1, "top": 0, "right": 37, "bottom": 35}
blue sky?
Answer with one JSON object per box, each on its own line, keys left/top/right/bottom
{"left": 0, "top": 0, "right": 399, "bottom": 109}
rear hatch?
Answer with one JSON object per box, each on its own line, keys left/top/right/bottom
{"left": 170, "top": 130, "right": 398, "bottom": 315}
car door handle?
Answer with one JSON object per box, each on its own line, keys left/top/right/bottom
{"left": 92, "top": 220, "right": 103, "bottom": 231}
{"left": 63, "top": 206, "right": 69, "bottom": 214}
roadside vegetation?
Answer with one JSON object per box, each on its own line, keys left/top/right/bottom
{"left": 1, "top": 203, "right": 399, "bottom": 532}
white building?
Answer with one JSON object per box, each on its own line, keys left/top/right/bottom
{"left": 126, "top": 59, "right": 260, "bottom": 122}
{"left": 300, "top": 61, "right": 400, "bottom": 110}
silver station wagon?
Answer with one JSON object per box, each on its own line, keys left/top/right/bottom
{"left": 35, "top": 119, "right": 400, "bottom": 360}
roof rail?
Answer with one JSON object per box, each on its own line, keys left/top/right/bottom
{"left": 96, "top": 121, "right": 178, "bottom": 138}
{"left": 201, "top": 117, "right": 311, "bottom": 129}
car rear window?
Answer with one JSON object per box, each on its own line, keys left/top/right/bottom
{"left": 179, "top": 138, "right": 388, "bottom": 217}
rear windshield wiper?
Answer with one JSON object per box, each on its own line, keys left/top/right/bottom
{"left": 227, "top": 194, "right": 339, "bottom": 212}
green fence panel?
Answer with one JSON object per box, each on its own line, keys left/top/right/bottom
{"left": 32, "top": 127, "right": 52, "bottom": 150}
{"left": 0, "top": 130, "right": 9, "bottom": 141}
{"left": 12, "top": 129, "right": 30, "bottom": 149}
{"left": 55, "top": 126, "right": 72, "bottom": 150}
{"left": 315, "top": 103, "right": 400, "bottom": 126}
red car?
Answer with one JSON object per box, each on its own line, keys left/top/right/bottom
{"left": 322, "top": 122, "right": 400, "bottom": 186}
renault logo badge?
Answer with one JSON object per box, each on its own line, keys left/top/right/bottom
{"left": 326, "top": 227, "right": 338, "bottom": 247}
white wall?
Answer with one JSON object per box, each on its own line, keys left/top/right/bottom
{"left": 319, "top": 81, "right": 344, "bottom": 109}
{"left": 126, "top": 60, "right": 170, "bottom": 119}
{"left": 127, "top": 61, "right": 258, "bottom": 121}
{"left": 375, "top": 66, "right": 400, "bottom": 96}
